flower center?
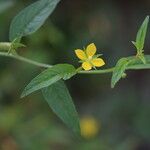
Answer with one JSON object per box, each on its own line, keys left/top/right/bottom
{"left": 88, "top": 56, "right": 93, "bottom": 60}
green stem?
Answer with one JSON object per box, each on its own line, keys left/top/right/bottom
{"left": 0, "top": 52, "right": 52, "bottom": 68}
{"left": 0, "top": 42, "right": 115, "bottom": 74}
{"left": 0, "top": 42, "right": 11, "bottom": 51}
{"left": 78, "top": 68, "right": 114, "bottom": 74}
{"left": 0, "top": 42, "right": 52, "bottom": 68}
{"left": 1, "top": 42, "right": 150, "bottom": 74}
{"left": 0, "top": 51, "right": 114, "bottom": 74}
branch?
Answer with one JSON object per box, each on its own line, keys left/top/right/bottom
{"left": 78, "top": 68, "right": 114, "bottom": 74}
{"left": 0, "top": 41, "right": 150, "bottom": 75}
{"left": 0, "top": 51, "right": 115, "bottom": 74}
{"left": 0, "top": 52, "right": 52, "bottom": 68}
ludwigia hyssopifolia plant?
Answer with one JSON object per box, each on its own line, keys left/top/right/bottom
{"left": 0, "top": 0, "right": 150, "bottom": 136}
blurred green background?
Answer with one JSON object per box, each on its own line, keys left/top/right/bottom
{"left": 0, "top": 0, "right": 150, "bottom": 149}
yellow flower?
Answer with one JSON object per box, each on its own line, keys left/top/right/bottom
{"left": 75, "top": 43, "right": 105, "bottom": 70}
{"left": 80, "top": 116, "right": 100, "bottom": 139}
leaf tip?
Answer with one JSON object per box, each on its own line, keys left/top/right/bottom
{"left": 20, "top": 88, "right": 28, "bottom": 98}
{"left": 145, "top": 15, "right": 149, "bottom": 21}
{"left": 111, "top": 82, "right": 115, "bottom": 88}
{"left": 143, "top": 16, "right": 149, "bottom": 25}
{"left": 20, "top": 92, "right": 25, "bottom": 98}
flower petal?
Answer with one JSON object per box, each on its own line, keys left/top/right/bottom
{"left": 82, "top": 62, "right": 92, "bottom": 70}
{"left": 86, "top": 43, "right": 97, "bottom": 57}
{"left": 75, "top": 49, "right": 87, "bottom": 60}
{"left": 91, "top": 58, "right": 105, "bottom": 67}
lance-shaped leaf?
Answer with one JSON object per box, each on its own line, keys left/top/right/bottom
{"left": 9, "top": 0, "right": 60, "bottom": 41}
{"left": 132, "top": 16, "right": 149, "bottom": 52}
{"left": 42, "top": 80, "right": 80, "bottom": 135}
{"left": 21, "top": 64, "right": 76, "bottom": 98}
{"left": 111, "top": 58, "right": 129, "bottom": 88}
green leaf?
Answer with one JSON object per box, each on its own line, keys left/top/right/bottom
{"left": 132, "top": 16, "right": 149, "bottom": 52}
{"left": 9, "top": 0, "right": 60, "bottom": 41}
{"left": 111, "top": 58, "right": 129, "bottom": 88}
{"left": 42, "top": 80, "right": 80, "bottom": 135}
{"left": 21, "top": 64, "right": 76, "bottom": 98}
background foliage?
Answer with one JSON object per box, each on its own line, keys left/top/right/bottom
{"left": 0, "top": 0, "right": 150, "bottom": 149}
